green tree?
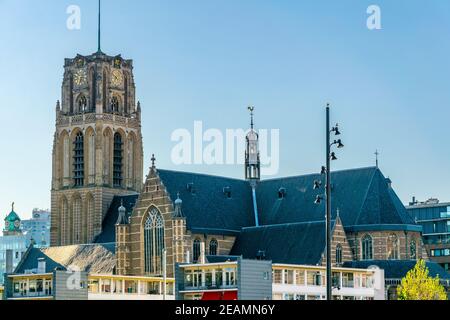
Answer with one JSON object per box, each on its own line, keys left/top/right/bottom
{"left": 397, "top": 259, "right": 447, "bottom": 300}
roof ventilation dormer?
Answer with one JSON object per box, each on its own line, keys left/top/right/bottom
{"left": 256, "top": 250, "right": 266, "bottom": 260}
{"left": 278, "top": 188, "right": 287, "bottom": 199}
{"left": 223, "top": 187, "right": 232, "bottom": 199}
{"left": 186, "top": 183, "right": 195, "bottom": 194}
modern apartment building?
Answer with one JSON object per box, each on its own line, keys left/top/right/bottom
{"left": 406, "top": 198, "right": 450, "bottom": 271}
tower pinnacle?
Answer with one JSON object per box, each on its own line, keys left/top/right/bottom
{"left": 97, "top": 0, "right": 102, "bottom": 53}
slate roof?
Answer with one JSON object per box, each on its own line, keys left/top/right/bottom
{"left": 229, "top": 221, "right": 336, "bottom": 265}
{"left": 157, "top": 169, "right": 255, "bottom": 233}
{"left": 94, "top": 194, "right": 139, "bottom": 244}
{"left": 93, "top": 167, "right": 419, "bottom": 252}
{"left": 256, "top": 167, "right": 418, "bottom": 231}
{"left": 343, "top": 260, "right": 450, "bottom": 280}
{"left": 15, "top": 243, "right": 116, "bottom": 274}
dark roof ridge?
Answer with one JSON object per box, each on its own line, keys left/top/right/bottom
{"left": 242, "top": 220, "right": 334, "bottom": 231}
{"left": 157, "top": 166, "right": 378, "bottom": 185}
{"left": 157, "top": 168, "right": 247, "bottom": 183}
{"left": 260, "top": 166, "right": 378, "bottom": 183}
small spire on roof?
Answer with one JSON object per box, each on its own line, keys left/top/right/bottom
{"left": 151, "top": 154, "right": 156, "bottom": 170}
{"left": 375, "top": 150, "right": 380, "bottom": 168}
{"left": 11, "top": 202, "right": 14, "bottom": 212}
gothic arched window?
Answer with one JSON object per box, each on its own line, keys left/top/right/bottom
{"left": 72, "top": 197, "right": 82, "bottom": 244}
{"left": 336, "top": 244, "right": 343, "bottom": 265}
{"left": 209, "top": 239, "right": 218, "bottom": 256}
{"left": 361, "top": 234, "right": 373, "bottom": 260}
{"left": 113, "top": 132, "right": 123, "bottom": 187}
{"left": 60, "top": 197, "right": 69, "bottom": 245}
{"left": 193, "top": 238, "right": 201, "bottom": 263}
{"left": 410, "top": 240, "right": 417, "bottom": 260}
{"left": 86, "top": 194, "right": 95, "bottom": 242}
{"left": 111, "top": 96, "right": 120, "bottom": 113}
{"left": 77, "top": 95, "right": 87, "bottom": 113}
{"left": 387, "top": 234, "right": 399, "bottom": 260}
{"left": 73, "top": 132, "right": 84, "bottom": 187}
{"left": 144, "top": 208, "right": 165, "bottom": 275}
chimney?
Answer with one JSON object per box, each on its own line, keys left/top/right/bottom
{"left": 5, "top": 250, "right": 13, "bottom": 274}
{"left": 199, "top": 242, "right": 206, "bottom": 264}
{"left": 37, "top": 257, "right": 46, "bottom": 274}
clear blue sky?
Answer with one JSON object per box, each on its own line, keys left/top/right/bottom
{"left": 1, "top": 0, "right": 449, "bottom": 226}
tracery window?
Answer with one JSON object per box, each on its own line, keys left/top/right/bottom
{"left": 209, "top": 239, "right": 218, "bottom": 256}
{"left": 193, "top": 238, "right": 201, "bottom": 263}
{"left": 410, "top": 240, "right": 417, "bottom": 260}
{"left": 387, "top": 234, "right": 399, "bottom": 260}
{"left": 144, "top": 208, "right": 165, "bottom": 275}
{"left": 336, "top": 244, "right": 343, "bottom": 265}
{"left": 73, "top": 132, "right": 84, "bottom": 187}
{"left": 113, "top": 133, "right": 123, "bottom": 187}
{"left": 361, "top": 234, "right": 373, "bottom": 260}
{"left": 111, "top": 96, "right": 120, "bottom": 113}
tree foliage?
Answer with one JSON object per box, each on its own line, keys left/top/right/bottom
{"left": 397, "top": 259, "right": 447, "bottom": 300}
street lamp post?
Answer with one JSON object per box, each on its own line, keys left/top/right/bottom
{"left": 315, "top": 103, "right": 344, "bottom": 301}
{"left": 325, "top": 105, "right": 332, "bottom": 301}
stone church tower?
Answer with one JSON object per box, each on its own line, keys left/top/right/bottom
{"left": 50, "top": 50, "right": 144, "bottom": 246}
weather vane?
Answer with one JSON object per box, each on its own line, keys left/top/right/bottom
{"left": 248, "top": 105, "right": 255, "bottom": 129}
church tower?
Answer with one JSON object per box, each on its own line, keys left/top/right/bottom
{"left": 50, "top": 2, "right": 144, "bottom": 246}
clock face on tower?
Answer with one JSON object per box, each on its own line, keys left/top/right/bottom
{"left": 74, "top": 69, "right": 87, "bottom": 86}
{"left": 5, "top": 221, "right": 10, "bottom": 229}
{"left": 14, "top": 220, "right": 20, "bottom": 228}
{"left": 111, "top": 69, "right": 123, "bottom": 87}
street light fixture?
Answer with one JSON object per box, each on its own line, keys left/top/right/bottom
{"left": 313, "top": 103, "right": 344, "bottom": 301}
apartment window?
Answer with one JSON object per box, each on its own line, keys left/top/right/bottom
{"left": 184, "top": 271, "right": 194, "bottom": 288}
{"left": 273, "top": 270, "right": 282, "bottom": 284}
{"left": 284, "top": 270, "right": 294, "bottom": 284}
{"left": 342, "top": 273, "right": 354, "bottom": 288}
{"left": 224, "top": 268, "right": 236, "bottom": 287}
{"left": 215, "top": 269, "right": 223, "bottom": 287}
{"left": 295, "top": 270, "right": 305, "bottom": 285}
{"left": 332, "top": 272, "right": 341, "bottom": 288}
{"left": 307, "top": 271, "right": 322, "bottom": 286}
{"left": 205, "top": 270, "right": 213, "bottom": 288}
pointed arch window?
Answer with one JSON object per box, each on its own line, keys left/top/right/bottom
{"left": 60, "top": 197, "right": 69, "bottom": 245}
{"left": 387, "top": 234, "right": 399, "bottom": 260}
{"left": 113, "top": 132, "right": 123, "bottom": 187}
{"left": 111, "top": 96, "right": 120, "bottom": 113}
{"left": 336, "top": 244, "right": 343, "bottom": 265}
{"left": 72, "top": 197, "right": 82, "bottom": 244}
{"left": 73, "top": 132, "right": 84, "bottom": 187}
{"left": 209, "top": 239, "right": 218, "bottom": 256}
{"left": 193, "top": 238, "right": 201, "bottom": 263}
{"left": 410, "top": 240, "right": 417, "bottom": 260}
{"left": 361, "top": 234, "right": 373, "bottom": 260}
{"left": 77, "top": 95, "right": 87, "bottom": 113}
{"left": 144, "top": 208, "right": 165, "bottom": 275}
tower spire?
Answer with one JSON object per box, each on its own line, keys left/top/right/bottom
{"left": 97, "top": 0, "right": 102, "bottom": 53}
